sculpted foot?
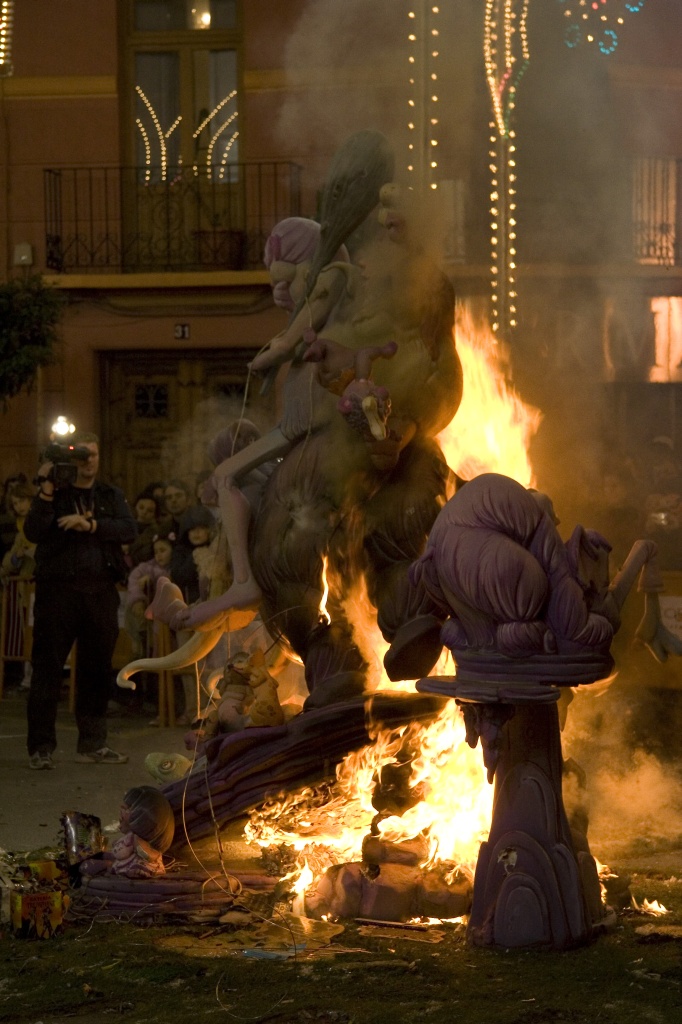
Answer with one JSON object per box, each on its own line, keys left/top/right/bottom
{"left": 183, "top": 578, "right": 263, "bottom": 632}
{"left": 145, "top": 577, "right": 187, "bottom": 625}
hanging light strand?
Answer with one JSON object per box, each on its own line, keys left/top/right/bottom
{"left": 135, "top": 118, "right": 152, "bottom": 183}
{"left": 135, "top": 85, "right": 173, "bottom": 181}
{"left": 193, "top": 89, "right": 238, "bottom": 138}
{"left": 219, "top": 131, "right": 240, "bottom": 180}
{"left": 207, "top": 109, "right": 239, "bottom": 174}
{"left": 0, "top": 0, "right": 14, "bottom": 77}
{"left": 406, "top": 4, "right": 441, "bottom": 191}
{"left": 484, "top": 1, "right": 530, "bottom": 338}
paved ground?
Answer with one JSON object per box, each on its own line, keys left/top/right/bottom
{"left": 0, "top": 685, "right": 187, "bottom": 853}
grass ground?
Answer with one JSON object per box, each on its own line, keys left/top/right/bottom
{"left": 1, "top": 869, "right": 680, "bottom": 1024}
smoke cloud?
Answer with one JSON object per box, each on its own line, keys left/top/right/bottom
{"left": 563, "top": 678, "right": 682, "bottom": 863}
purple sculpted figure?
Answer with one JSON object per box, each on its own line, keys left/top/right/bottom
{"left": 411, "top": 473, "right": 615, "bottom": 661}
{"left": 410, "top": 472, "right": 681, "bottom": 687}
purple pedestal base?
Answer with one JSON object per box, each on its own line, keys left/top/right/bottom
{"left": 417, "top": 676, "right": 615, "bottom": 950}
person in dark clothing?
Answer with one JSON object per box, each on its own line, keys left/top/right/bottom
{"left": 24, "top": 432, "right": 137, "bottom": 769}
{"left": 126, "top": 490, "right": 169, "bottom": 567}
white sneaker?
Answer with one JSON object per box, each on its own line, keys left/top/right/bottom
{"left": 29, "top": 751, "right": 55, "bottom": 770}
{"left": 75, "top": 746, "right": 128, "bottom": 764}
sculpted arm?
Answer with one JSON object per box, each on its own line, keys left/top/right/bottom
{"left": 250, "top": 266, "right": 350, "bottom": 372}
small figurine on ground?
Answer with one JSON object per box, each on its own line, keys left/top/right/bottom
{"left": 80, "top": 786, "right": 175, "bottom": 878}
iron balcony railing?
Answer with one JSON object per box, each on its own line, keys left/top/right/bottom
{"left": 44, "top": 162, "right": 302, "bottom": 273}
{"left": 632, "top": 157, "right": 682, "bottom": 266}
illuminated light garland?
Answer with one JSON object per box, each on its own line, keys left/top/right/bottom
{"left": 0, "top": 0, "right": 14, "bottom": 76}
{"left": 135, "top": 85, "right": 172, "bottom": 181}
{"left": 135, "top": 84, "right": 239, "bottom": 180}
{"left": 484, "top": 2, "right": 530, "bottom": 338}
{"left": 406, "top": 4, "right": 441, "bottom": 191}
{"left": 165, "top": 114, "right": 182, "bottom": 140}
{"left": 135, "top": 118, "right": 152, "bottom": 183}
{"left": 558, "top": 0, "right": 647, "bottom": 53}
{"left": 192, "top": 89, "right": 238, "bottom": 138}
{"left": 206, "top": 109, "right": 238, "bottom": 174}
{"left": 218, "top": 130, "right": 239, "bottom": 180}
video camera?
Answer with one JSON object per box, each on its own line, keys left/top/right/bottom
{"left": 38, "top": 442, "right": 93, "bottom": 488}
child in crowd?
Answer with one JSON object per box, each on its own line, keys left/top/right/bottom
{"left": 125, "top": 527, "right": 176, "bottom": 659}
{"left": 0, "top": 482, "right": 37, "bottom": 580}
{"left": 170, "top": 505, "right": 216, "bottom": 605}
{"left": 168, "top": 505, "right": 216, "bottom": 725}
{"left": 133, "top": 492, "right": 161, "bottom": 529}
{"left": 0, "top": 482, "right": 37, "bottom": 690}
{"left": 126, "top": 489, "right": 169, "bottom": 568}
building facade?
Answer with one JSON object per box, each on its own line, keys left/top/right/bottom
{"left": 0, "top": 0, "right": 680, "bottom": 507}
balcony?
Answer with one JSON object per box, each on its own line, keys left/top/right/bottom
{"left": 43, "top": 162, "right": 302, "bottom": 274}
{"left": 632, "top": 157, "right": 682, "bottom": 266}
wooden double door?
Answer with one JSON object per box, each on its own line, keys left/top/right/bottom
{"left": 99, "top": 348, "right": 273, "bottom": 504}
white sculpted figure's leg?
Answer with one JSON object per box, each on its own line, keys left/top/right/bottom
{"left": 182, "top": 481, "right": 263, "bottom": 630}
{"left": 175, "top": 427, "right": 292, "bottom": 632}
{"left": 211, "top": 427, "right": 291, "bottom": 486}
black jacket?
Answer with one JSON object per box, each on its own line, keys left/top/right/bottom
{"left": 25, "top": 480, "right": 136, "bottom": 587}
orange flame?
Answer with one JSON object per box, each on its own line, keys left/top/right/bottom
{"left": 438, "top": 305, "right": 541, "bottom": 487}
{"left": 319, "top": 555, "right": 331, "bottom": 625}
{"left": 245, "top": 701, "right": 493, "bottom": 885}
{"left": 632, "top": 897, "right": 669, "bottom": 916}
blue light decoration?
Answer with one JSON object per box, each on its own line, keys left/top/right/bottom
{"left": 558, "top": 0, "right": 648, "bottom": 54}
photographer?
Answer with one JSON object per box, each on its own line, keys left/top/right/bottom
{"left": 24, "top": 432, "right": 137, "bottom": 769}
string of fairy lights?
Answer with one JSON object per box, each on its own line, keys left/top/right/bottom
{"left": 402, "top": 1, "right": 647, "bottom": 339}
{"left": 0, "top": 0, "right": 14, "bottom": 77}
{"left": 135, "top": 86, "right": 239, "bottom": 182}
{"left": 406, "top": 4, "right": 441, "bottom": 192}
{"left": 559, "top": 0, "right": 647, "bottom": 54}
{"left": 484, "top": 0, "right": 530, "bottom": 338}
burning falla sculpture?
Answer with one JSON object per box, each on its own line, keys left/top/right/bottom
{"left": 113, "top": 132, "right": 679, "bottom": 950}
{"left": 410, "top": 472, "right": 680, "bottom": 949}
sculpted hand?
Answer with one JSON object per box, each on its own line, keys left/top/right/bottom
{"left": 249, "top": 332, "right": 296, "bottom": 372}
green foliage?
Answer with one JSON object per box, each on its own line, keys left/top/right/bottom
{"left": 0, "top": 274, "right": 64, "bottom": 403}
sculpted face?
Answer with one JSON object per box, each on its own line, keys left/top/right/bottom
{"left": 268, "top": 259, "right": 310, "bottom": 311}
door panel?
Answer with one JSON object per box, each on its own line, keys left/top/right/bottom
{"left": 99, "top": 349, "right": 273, "bottom": 502}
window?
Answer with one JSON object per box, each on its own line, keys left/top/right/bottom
{"left": 134, "top": 383, "right": 170, "bottom": 418}
{"left": 127, "top": 0, "right": 241, "bottom": 179}
{"left": 134, "top": 1, "right": 236, "bottom": 32}
{"left": 650, "top": 297, "right": 682, "bottom": 383}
